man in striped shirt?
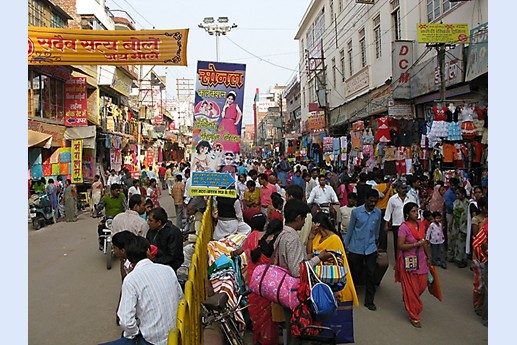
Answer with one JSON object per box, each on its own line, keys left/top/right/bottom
{"left": 273, "top": 199, "right": 332, "bottom": 344}
{"left": 101, "top": 236, "right": 184, "bottom": 345}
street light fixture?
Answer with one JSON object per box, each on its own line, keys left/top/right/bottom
{"left": 198, "top": 16, "right": 238, "bottom": 61}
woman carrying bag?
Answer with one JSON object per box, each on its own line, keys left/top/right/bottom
{"left": 395, "top": 202, "right": 432, "bottom": 328}
{"left": 307, "top": 212, "right": 359, "bottom": 306}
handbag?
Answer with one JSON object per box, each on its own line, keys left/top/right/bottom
{"left": 313, "top": 250, "right": 348, "bottom": 287}
{"left": 306, "top": 262, "right": 338, "bottom": 316}
{"left": 249, "top": 264, "right": 301, "bottom": 310}
{"left": 318, "top": 301, "right": 354, "bottom": 343}
{"left": 404, "top": 252, "right": 419, "bottom": 271}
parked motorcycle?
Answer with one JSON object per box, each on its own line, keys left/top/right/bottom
{"left": 98, "top": 216, "right": 114, "bottom": 270}
{"left": 29, "top": 193, "right": 55, "bottom": 230}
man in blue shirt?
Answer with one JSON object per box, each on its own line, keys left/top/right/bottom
{"left": 345, "top": 188, "right": 381, "bottom": 311}
{"left": 444, "top": 177, "right": 460, "bottom": 261}
{"left": 291, "top": 169, "right": 305, "bottom": 190}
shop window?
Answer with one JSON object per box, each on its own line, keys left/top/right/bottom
{"left": 29, "top": 72, "right": 65, "bottom": 122}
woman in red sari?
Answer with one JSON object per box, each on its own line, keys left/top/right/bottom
{"left": 233, "top": 216, "right": 282, "bottom": 345}
{"left": 395, "top": 202, "right": 432, "bottom": 328}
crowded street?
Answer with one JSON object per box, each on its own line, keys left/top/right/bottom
{"left": 26, "top": 0, "right": 490, "bottom": 344}
{"left": 29, "top": 191, "right": 488, "bottom": 345}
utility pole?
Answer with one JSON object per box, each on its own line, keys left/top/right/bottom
{"left": 437, "top": 44, "right": 446, "bottom": 103}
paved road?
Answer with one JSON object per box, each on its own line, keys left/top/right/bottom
{"left": 29, "top": 192, "right": 487, "bottom": 345}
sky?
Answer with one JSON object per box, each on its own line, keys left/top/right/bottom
{"left": 106, "top": 0, "right": 313, "bottom": 125}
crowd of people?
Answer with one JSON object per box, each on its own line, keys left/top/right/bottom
{"left": 209, "top": 155, "right": 488, "bottom": 344}
{"left": 31, "top": 153, "right": 487, "bottom": 344}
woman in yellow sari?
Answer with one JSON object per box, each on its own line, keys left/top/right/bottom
{"left": 307, "top": 212, "right": 359, "bottom": 306}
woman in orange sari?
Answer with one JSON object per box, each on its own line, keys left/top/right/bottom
{"left": 307, "top": 212, "right": 359, "bottom": 306}
{"left": 395, "top": 202, "right": 432, "bottom": 328}
{"left": 232, "top": 215, "right": 282, "bottom": 345}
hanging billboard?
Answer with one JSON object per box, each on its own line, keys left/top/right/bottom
{"left": 28, "top": 27, "right": 189, "bottom": 66}
{"left": 190, "top": 61, "right": 246, "bottom": 197}
{"left": 416, "top": 23, "right": 470, "bottom": 44}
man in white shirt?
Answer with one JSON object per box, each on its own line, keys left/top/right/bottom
{"left": 406, "top": 175, "right": 421, "bottom": 209}
{"left": 307, "top": 175, "right": 339, "bottom": 205}
{"left": 305, "top": 168, "right": 320, "bottom": 200}
{"left": 146, "top": 166, "right": 157, "bottom": 180}
{"left": 100, "top": 235, "right": 184, "bottom": 345}
{"left": 383, "top": 183, "right": 410, "bottom": 261}
{"left": 127, "top": 180, "right": 141, "bottom": 199}
{"left": 107, "top": 169, "right": 120, "bottom": 186}
{"left": 112, "top": 194, "right": 149, "bottom": 237}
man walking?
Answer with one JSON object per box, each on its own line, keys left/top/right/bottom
{"left": 258, "top": 173, "right": 277, "bottom": 216}
{"left": 383, "top": 183, "right": 410, "bottom": 261}
{"left": 345, "top": 188, "right": 382, "bottom": 311}
{"left": 171, "top": 174, "right": 185, "bottom": 229}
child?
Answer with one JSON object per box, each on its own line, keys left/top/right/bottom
{"left": 244, "top": 180, "right": 261, "bottom": 210}
{"left": 422, "top": 210, "right": 433, "bottom": 231}
{"left": 425, "top": 211, "right": 447, "bottom": 269}
{"left": 339, "top": 192, "right": 357, "bottom": 238}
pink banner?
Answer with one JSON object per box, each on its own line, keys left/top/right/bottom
{"left": 64, "top": 76, "right": 87, "bottom": 126}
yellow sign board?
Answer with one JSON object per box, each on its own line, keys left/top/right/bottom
{"left": 28, "top": 26, "right": 189, "bottom": 66}
{"left": 71, "top": 139, "right": 83, "bottom": 184}
{"left": 416, "top": 23, "right": 470, "bottom": 44}
{"left": 189, "top": 187, "right": 237, "bottom": 198}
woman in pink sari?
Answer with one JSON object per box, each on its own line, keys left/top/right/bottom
{"left": 395, "top": 202, "right": 432, "bottom": 328}
{"left": 217, "top": 91, "right": 242, "bottom": 153}
{"left": 232, "top": 216, "right": 282, "bottom": 345}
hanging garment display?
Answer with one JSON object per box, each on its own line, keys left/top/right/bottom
{"left": 352, "top": 120, "right": 365, "bottom": 131}
{"left": 350, "top": 131, "right": 362, "bottom": 150}
{"left": 333, "top": 137, "right": 340, "bottom": 155}
{"left": 375, "top": 117, "right": 391, "bottom": 143}
{"left": 428, "top": 106, "right": 448, "bottom": 138}
{"left": 340, "top": 136, "right": 348, "bottom": 153}
{"left": 362, "top": 128, "right": 375, "bottom": 145}
{"left": 460, "top": 107, "right": 478, "bottom": 139}
{"left": 323, "top": 137, "right": 334, "bottom": 153}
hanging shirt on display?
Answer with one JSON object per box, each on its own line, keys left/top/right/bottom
{"left": 375, "top": 117, "right": 391, "bottom": 143}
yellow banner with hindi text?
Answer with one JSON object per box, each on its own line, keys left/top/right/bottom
{"left": 28, "top": 27, "right": 189, "bottom": 66}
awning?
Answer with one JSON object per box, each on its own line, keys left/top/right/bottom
{"left": 64, "top": 125, "right": 97, "bottom": 148}
{"left": 28, "top": 130, "right": 52, "bottom": 148}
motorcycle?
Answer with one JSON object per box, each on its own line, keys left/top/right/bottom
{"left": 98, "top": 216, "right": 114, "bottom": 270}
{"left": 29, "top": 192, "right": 55, "bottom": 230}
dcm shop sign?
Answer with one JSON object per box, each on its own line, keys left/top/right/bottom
{"left": 391, "top": 40, "right": 414, "bottom": 99}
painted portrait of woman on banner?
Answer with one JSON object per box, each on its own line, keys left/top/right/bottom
{"left": 191, "top": 61, "right": 246, "bottom": 176}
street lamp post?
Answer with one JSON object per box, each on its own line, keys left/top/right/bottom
{"left": 198, "top": 17, "right": 237, "bottom": 62}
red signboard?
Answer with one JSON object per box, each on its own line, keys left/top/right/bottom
{"left": 64, "top": 76, "right": 88, "bottom": 126}
{"left": 145, "top": 150, "right": 155, "bottom": 168}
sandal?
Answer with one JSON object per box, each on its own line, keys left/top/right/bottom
{"left": 410, "top": 319, "right": 422, "bottom": 328}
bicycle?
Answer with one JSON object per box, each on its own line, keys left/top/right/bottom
{"left": 201, "top": 290, "right": 251, "bottom": 345}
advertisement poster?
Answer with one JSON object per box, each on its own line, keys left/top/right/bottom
{"left": 190, "top": 61, "right": 246, "bottom": 196}
{"left": 465, "top": 23, "right": 488, "bottom": 82}
{"left": 71, "top": 139, "right": 83, "bottom": 184}
{"left": 64, "top": 76, "right": 88, "bottom": 126}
